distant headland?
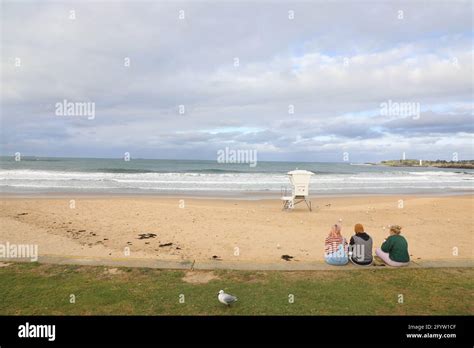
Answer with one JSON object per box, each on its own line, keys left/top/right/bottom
{"left": 379, "top": 159, "right": 474, "bottom": 170}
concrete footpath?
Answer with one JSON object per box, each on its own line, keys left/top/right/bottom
{"left": 1, "top": 254, "right": 472, "bottom": 271}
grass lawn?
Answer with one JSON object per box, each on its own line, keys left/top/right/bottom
{"left": 0, "top": 262, "right": 472, "bottom": 315}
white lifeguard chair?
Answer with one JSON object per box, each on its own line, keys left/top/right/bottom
{"left": 281, "top": 169, "right": 314, "bottom": 211}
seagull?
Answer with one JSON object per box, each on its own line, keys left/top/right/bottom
{"left": 218, "top": 290, "right": 238, "bottom": 306}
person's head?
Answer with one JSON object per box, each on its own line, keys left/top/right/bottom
{"left": 354, "top": 223, "right": 364, "bottom": 234}
{"left": 329, "top": 224, "right": 342, "bottom": 238}
{"left": 389, "top": 225, "right": 402, "bottom": 235}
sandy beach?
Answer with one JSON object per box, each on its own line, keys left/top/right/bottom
{"left": 0, "top": 194, "right": 472, "bottom": 264}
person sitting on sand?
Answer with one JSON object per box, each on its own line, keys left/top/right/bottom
{"left": 375, "top": 225, "right": 410, "bottom": 267}
{"left": 324, "top": 224, "right": 348, "bottom": 265}
{"left": 349, "top": 223, "right": 373, "bottom": 266}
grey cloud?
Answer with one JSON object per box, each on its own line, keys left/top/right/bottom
{"left": 1, "top": 1, "right": 473, "bottom": 161}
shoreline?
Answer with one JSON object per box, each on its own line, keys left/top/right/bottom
{"left": 1, "top": 190, "right": 473, "bottom": 200}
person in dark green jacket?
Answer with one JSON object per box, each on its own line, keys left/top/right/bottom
{"left": 375, "top": 225, "right": 410, "bottom": 267}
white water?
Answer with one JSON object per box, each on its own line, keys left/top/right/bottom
{"left": 0, "top": 169, "right": 472, "bottom": 195}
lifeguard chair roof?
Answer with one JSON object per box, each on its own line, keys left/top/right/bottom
{"left": 287, "top": 170, "right": 314, "bottom": 187}
{"left": 287, "top": 170, "right": 314, "bottom": 175}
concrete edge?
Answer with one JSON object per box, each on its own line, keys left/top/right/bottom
{"left": 0, "top": 255, "right": 473, "bottom": 271}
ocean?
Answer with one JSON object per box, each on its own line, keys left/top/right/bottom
{"left": 0, "top": 157, "right": 473, "bottom": 197}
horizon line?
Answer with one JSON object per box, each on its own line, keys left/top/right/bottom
{"left": 0, "top": 154, "right": 472, "bottom": 163}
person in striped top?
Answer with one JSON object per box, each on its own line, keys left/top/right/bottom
{"left": 324, "top": 224, "right": 349, "bottom": 265}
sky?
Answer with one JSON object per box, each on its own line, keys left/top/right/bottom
{"left": 1, "top": 0, "right": 473, "bottom": 162}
